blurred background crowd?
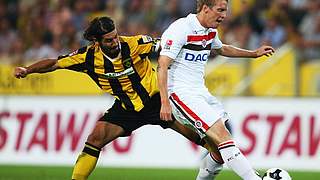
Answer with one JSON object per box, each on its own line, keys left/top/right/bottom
{"left": 0, "top": 0, "right": 319, "bottom": 65}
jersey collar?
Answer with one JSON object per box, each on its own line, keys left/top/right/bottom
{"left": 100, "top": 43, "right": 122, "bottom": 61}
{"left": 187, "top": 13, "right": 207, "bottom": 32}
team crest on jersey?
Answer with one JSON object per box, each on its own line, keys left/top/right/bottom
{"left": 164, "top": 39, "right": 173, "bottom": 50}
{"left": 141, "top": 35, "right": 153, "bottom": 43}
{"left": 201, "top": 39, "right": 207, "bottom": 48}
{"left": 195, "top": 120, "right": 203, "bottom": 129}
{"left": 123, "top": 58, "right": 132, "bottom": 68}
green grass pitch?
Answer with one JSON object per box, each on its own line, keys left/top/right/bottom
{"left": 0, "top": 165, "right": 319, "bottom": 180}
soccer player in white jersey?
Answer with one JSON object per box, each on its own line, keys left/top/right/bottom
{"left": 157, "top": 0, "right": 275, "bottom": 180}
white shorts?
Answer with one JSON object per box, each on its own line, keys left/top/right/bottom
{"left": 169, "top": 91, "right": 229, "bottom": 138}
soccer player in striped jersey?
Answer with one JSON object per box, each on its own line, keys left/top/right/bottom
{"left": 158, "top": 0, "right": 275, "bottom": 180}
{"left": 13, "top": 16, "right": 221, "bottom": 180}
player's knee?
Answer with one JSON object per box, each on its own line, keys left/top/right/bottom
{"left": 86, "top": 121, "right": 124, "bottom": 148}
{"left": 87, "top": 133, "right": 105, "bottom": 148}
{"left": 86, "top": 126, "right": 112, "bottom": 148}
{"left": 206, "top": 122, "right": 232, "bottom": 145}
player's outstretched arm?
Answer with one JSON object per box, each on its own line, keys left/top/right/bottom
{"left": 215, "top": 44, "right": 275, "bottom": 58}
{"left": 14, "top": 59, "right": 59, "bottom": 79}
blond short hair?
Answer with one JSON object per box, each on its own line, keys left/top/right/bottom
{"left": 196, "top": 0, "right": 229, "bottom": 13}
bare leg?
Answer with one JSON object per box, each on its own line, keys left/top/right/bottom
{"left": 87, "top": 121, "right": 125, "bottom": 147}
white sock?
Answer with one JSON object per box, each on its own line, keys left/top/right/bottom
{"left": 196, "top": 152, "right": 223, "bottom": 180}
{"left": 218, "top": 140, "right": 260, "bottom": 180}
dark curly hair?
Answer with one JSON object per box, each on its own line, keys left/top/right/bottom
{"left": 83, "top": 16, "right": 115, "bottom": 41}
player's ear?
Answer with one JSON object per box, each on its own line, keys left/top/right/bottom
{"left": 202, "top": 4, "right": 211, "bottom": 14}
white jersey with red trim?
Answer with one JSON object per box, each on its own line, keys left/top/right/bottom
{"left": 160, "top": 13, "right": 223, "bottom": 93}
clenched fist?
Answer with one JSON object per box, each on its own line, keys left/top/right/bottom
{"left": 14, "top": 67, "right": 28, "bottom": 78}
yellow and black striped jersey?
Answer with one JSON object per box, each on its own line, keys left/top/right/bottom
{"left": 57, "top": 35, "right": 160, "bottom": 111}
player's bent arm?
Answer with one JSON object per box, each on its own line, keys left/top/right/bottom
{"left": 214, "top": 44, "right": 275, "bottom": 58}
{"left": 157, "top": 55, "right": 172, "bottom": 104}
{"left": 14, "top": 59, "right": 60, "bottom": 79}
{"left": 157, "top": 55, "right": 173, "bottom": 120}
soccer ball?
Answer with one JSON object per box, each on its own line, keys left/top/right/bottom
{"left": 262, "top": 168, "right": 292, "bottom": 180}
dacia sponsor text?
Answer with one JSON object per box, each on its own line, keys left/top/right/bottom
{"left": 184, "top": 53, "right": 208, "bottom": 62}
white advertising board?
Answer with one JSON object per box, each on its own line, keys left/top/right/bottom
{"left": 0, "top": 96, "right": 319, "bottom": 170}
{"left": 224, "top": 97, "right": 320, "bottom": 170}
{"left": 0, "top": 96, "right": 206, "bottom": 168}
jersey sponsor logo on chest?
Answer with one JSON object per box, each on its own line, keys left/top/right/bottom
{"left": 99, "top": 67, "right": 135, "bottom": 79}
{"left": 184, "top": 52, "right": 208, "bottom": 62}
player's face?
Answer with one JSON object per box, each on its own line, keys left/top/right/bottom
{"left": 205, "top": 0, "right": 228, "bottom": 28}
{"left": 100, "top": 29, "right": 120, "bottom": 58}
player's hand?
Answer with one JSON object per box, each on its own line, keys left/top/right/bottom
{"left": 255, "top": 45, "right": 275, "bottom": 57}
{"left": 160, "top": 101, "right": 173, "bottom": 121}
{"left": 14, "top": 67, "right": 28, "bottom": 79}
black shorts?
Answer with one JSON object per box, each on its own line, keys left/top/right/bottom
{"left": 101, "top": 93, "right": 172, "bottom": 136}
